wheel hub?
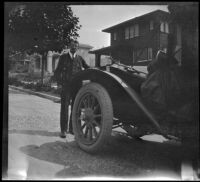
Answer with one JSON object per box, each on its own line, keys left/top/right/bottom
{"left": 83, "top": 108, "right": 94, "bottom": 123}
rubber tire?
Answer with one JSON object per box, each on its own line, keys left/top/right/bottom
{"left": 72, "top": 82, "right": 113, "bottom": 153}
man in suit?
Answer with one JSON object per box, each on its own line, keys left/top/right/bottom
{"left": 53, "top": 39, "right": 89, "bottom": 138}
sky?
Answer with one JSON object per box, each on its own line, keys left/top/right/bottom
{"left": 70, "top": 5, "right": 168, "bottom": 50}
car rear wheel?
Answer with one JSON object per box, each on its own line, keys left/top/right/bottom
{"left": 72, "top": 82, "right": 113, "bottom": 153}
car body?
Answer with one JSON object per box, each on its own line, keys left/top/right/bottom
{"left": 69, "top": 61, "right": 198, "bottom": 153}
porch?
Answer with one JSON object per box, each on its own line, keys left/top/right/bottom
{"left": 89, "top": 44, "right": 154, "bottom": 67}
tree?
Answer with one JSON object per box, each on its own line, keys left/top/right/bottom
{"left": 168, "top": 2, "right": 198, "bottom": 73}
{"left": 5, "top": 2, "right": 81, "bottom": 84}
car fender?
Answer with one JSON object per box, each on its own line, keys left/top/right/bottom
{"left": 71, "top": 68, "right": 164, "bottom": 135}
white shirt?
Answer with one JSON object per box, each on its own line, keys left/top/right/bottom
{"left": 69, "top": 51, "right": 77, "bottom": 59}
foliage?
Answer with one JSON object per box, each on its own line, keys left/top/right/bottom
{"left": 9, "top": 72, "right": 28, "bottom": 80}
{"left": 52, "top": 85, "right": 62, "bottom": 95}
{"left": 8, "top": 71, "right": 60, "bottom": 94}
{"left": 5, "top": 2, "right": 81, "bottom": 84}
{"left": 31, "top": 76, "right": 52, "bottom": 91}
{"left": 168, "top": 3, "right": 198, "bottom": 28}
{"left": 12, "top": 62, "right": 29, "bottom": 73}
{"left": 23, "top": 82, "right": 35, "bottom": 89}
{"left": 6, "top": 2, "right": 81, "bottom": 54}
{"left": 34, "top": 82, "right": 51, "bottom": 92}
{"left": 8, "top": 76, "right": 22, "bottom": 86}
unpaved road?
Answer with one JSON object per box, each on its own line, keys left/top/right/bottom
{"left": 8, "top": 88, "right": 192, "bottom": 180}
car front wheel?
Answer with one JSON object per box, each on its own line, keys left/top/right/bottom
{"left": 72, "top": 82, "right": 113, "bottom": 153}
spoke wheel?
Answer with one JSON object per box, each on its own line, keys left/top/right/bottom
{"left": 72, "top": 83, "right": 113, "bottom": 153}
{"left": 77, "top": 93, "right": 102, "bottom": 145}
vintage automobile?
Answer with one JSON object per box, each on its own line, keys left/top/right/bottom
{"left": 69, "top": 55, "right": 199, "bottom": 154}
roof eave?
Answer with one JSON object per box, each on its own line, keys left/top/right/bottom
{"left": 102, "top": 29, "right": 112, "bottom": 33}
{"left": 102, "top": 10, "right": 170, "bottom": 33}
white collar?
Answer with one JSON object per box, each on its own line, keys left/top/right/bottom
{"left": 69, "top": 51, "right": 77, "bottom": 59}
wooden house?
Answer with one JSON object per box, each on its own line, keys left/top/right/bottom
{"left": 90, "top": 10, "right": 172, "bottom": 66}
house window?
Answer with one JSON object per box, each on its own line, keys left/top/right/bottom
{"left": 148, "top": 48, "right": 153, "bottom": 60}
{"left": 136, "top": 48, "right": 147, "bottom": 62}
{"left": 129, "top": 24, "right": 139, "bottom": 39}
{"left": 130, "top": 26, "right": 134, "bottom": 38}
{"left": 160, "top": 21, "right": 169, "bottom": 33}
{"left": 125, "top": 27, "right": 129, "bottom": 39}
{"left": 113, "top": 32, "right": 117, "bottom": 40}
{"left": 35, "top": 59, "right": 40, "bottom": 69}
{"left": 160, "top": 22, "right": 164, "bottom": 32}
{"left": 150, "top": 21, "right": 154, "bottom": 30}
{"left": 134, "top": 24, "right": 139, "bottom": 37}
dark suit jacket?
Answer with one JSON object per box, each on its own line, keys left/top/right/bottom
{"left": 54, "top": 52, "right": 89, "bottom": 85}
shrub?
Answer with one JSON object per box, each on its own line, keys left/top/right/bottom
{"left": 34, "top": 80, "right": 51, "bottom": 92}
{"left": 15, "top": 63, "right": 29, "bottom": 73}
{"left": 23, "top": 82, "right": 35, "bottom": 89}
{"left": 28, "top": 70, "right": 50, "bottom": 79}
{"left": 9, "top": 76, "right": 17, "bottom": 85}
{"left": 8, "top": 76, "right": 23, "bottom": 86}
{"left": 52, "top": 86, "right": 61, "bottom": 95}
{"left": 28, "top": 71, "right": 42, "bottom": 79}
{"left": 9, "top": 72, "right": 27, "bottom": 78}
{"left": 34, "top": 82, "right": 43, "bottom": 91}
{"left": 9, "top": 70, "right": 57, "bottom": 93}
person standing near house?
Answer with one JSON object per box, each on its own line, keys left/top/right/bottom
{"left": 53, "top": 39, "right": 90, "bottom": 138}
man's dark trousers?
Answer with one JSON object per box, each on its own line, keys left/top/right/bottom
{"left": 60, "top": 82, "right": 73, "bottom": 133}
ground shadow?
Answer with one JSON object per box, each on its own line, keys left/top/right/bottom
{"left": 9, "top": 129, "right": 60, "bottom": 137}
{"left": 18, "top": 131, "right": 193, "bottom": 179}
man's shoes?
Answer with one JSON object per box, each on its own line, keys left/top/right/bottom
{"left": 59, "top": 131, "right": 67, "bottom": 138}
